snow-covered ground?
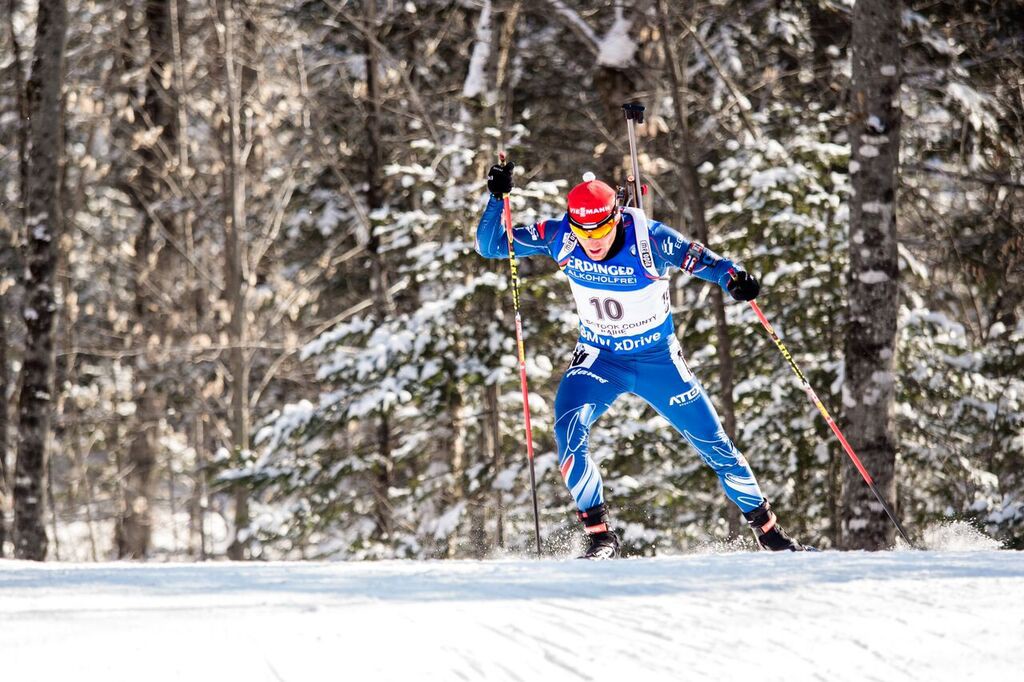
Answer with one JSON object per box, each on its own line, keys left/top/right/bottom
{"left": 2, "top": 541, "right": 1022, "bottom": 681}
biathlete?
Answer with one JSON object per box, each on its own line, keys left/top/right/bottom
{"left": 477, "top": 161, "right": 807, "bottom": 558}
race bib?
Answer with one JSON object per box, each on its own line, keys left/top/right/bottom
{"left": 568, "top": 278, "right": 671, "bottom": 339}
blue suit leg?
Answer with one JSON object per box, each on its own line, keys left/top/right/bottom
{"left": 554, "top": 343, "right": 631, "bottom": 512}
{"left": 634, "top": 339, "right": 766, "bottom": 513}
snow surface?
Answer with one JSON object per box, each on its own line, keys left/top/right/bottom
{"left": 3, "top": 544, "right": 1022, "bottom": 680}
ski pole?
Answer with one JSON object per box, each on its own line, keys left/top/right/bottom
{"left": 498, "top": 152, "right": 542, "bottom": 557}
{"left": 622, "top": 103, "right": 646, "bottom": 210}
{"left": 743, "top": 294, "right": 912, "bottom": 546}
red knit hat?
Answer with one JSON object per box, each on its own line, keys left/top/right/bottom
{"left": 567, "top": 173, "right": 617, "bottom": 229}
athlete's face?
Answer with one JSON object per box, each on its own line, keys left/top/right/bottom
{"left": 578, "top": 219, "right": 619, "bottom": 260}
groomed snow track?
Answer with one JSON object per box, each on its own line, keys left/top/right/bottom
{"left": 2, "top": 549, "right": 1021, "bottom": 681}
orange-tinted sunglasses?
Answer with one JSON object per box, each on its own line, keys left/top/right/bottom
{"left": 569, "top": 211, "right": 619, "bottom": 240}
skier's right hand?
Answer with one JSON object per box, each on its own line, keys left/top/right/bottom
{"left": 487, "top": 161, "right": 515, "bottom": 199}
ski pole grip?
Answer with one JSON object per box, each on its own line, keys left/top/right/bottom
{"left": 623, "top": 102, "right": 646, "bottom": 123}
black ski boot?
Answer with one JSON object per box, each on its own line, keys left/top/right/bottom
{"left": 577, "top": 503, "right": 620, "bottom": 559}
{"left": 744, "top": 500, "right": 806, "bottom": 551}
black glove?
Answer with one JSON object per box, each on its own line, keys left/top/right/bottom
{"left": 487, "top": 161, "right": 515, "bottom": 199}
{"left": 727, "top": 270, "right": 760, "bottom": 301}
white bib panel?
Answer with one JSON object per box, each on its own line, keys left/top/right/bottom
{"left": 568, "top": 278, "right": 671, "bottom": 338}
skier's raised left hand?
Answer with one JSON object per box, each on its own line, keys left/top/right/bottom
{"left": 727, "top": 270, "right": 760, "bottom": 301}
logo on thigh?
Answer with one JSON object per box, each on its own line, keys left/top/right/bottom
{"left": 669, "top": 385, "right": 701, "bottom": 406}
{"left": 569, "top": 342, "right": 600, "bottom": 369}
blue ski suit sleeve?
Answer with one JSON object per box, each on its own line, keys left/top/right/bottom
{"left": 475, "top": 195, "right": 561, "bottom": 260}
{"left": 648, "top": 220, "right": 737, "bottom": 293}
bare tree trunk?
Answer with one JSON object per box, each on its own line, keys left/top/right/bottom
{"left": 240, "top": 1, "right": 261, "bottom": 169}
{"left": 14, "top": 0, "right": 67, "bottom": 561}
{"left": 0, "top": 233, "right": 9, "bottom": 558}
{"left": 362, "top": 0, "right": 392, "bottom": 314}
{"left": 118, "top": 229, "right": 160, "bottom": 557}
{"left": 444, "top": 370, "right": 467, "bottom": 558}
{"left": 168, "top": 0, "right": 209, "bottom": 561}
{"left": 117, "top": 0, "right": 182, "bottom": 559}
{"left": 364, "top": 0, "right": 384, "bottom": 221}
{"left": 112, "top": 0, "right": 144, "bottom": 558}
{"left": 3, "top": 0, "right": 30, "bottom": 561}
{"left": 70, "top": 424, "right": 98, "bottom": 561}
{"left": 218, "top": 0, "right": 252, "bottom": 561}
{"left": 842, "top": 0, "right": 901, "bottom": 550}
{"left": 373, "top": 412, "right": 393, "bottom": 542}
{"left": 657, "top": 0, "right": 742, "bottom": 537}
{"left": 484, "top": 381, "right": 503, "bottom": 550}
{"left": 48, "top": 148, "right": 80, "bottom": 562}
{"left": 363, "top": 0, "right": 397, "bottom": 547}
{"left": 6, "top": 0, "right": 29, "bottom": 207}
{"left": 190, "top": 416, "right": 209, "bottom": 560}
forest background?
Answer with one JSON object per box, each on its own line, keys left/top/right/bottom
{"left": 0, "top": 0, "right": 1021, "bottom": 561}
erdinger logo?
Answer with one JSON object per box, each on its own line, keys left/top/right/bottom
{"left": 565, "top": 258, "right": 634, "bottom": 276}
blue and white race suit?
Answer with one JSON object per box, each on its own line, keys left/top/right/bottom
{"left": 476, "top": 195, "right": 766, "bottom": 515}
